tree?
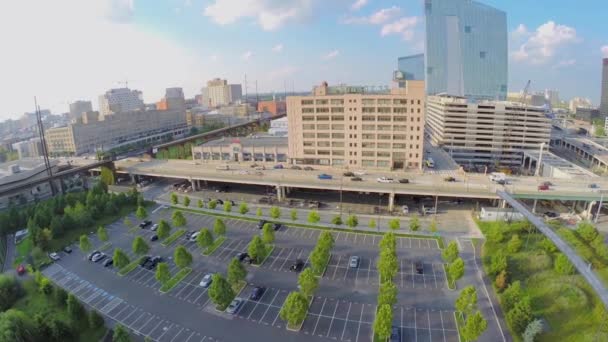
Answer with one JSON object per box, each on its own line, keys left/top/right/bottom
{"left": 97, "top": 226, "right": 109, "bottom": 242}
{"left": 172, "top": 210, "right": 186, "bottom": 227}
{"left": 490, "top": 250, "right": 508, "bottom": 275}
{"left": 208, "top": 274, "right": 235, "bottom": 309}
{"left": 155, "top": 262, "right": 171, "bottom": 285}
{"left": 430, "top": 218, "right": 438, "bottom": 233}
{"left": 100, "top": 166, "right": 115, "bottom": 186}
{"left": 214, "top": 218, "right": 226, "bottom": 236}
{"left": 268, "top": 206, "right": 281, "bottom": 219}
{"left": 0, "top": 309, "right": 35, "bottom": 342}
{"left": 448, "top": 257, "right": 465, "bottom": 282}
{"left": 308, "top": 210, "right": 321, "bottom": 224}
{"left": 208, "top": 200, "right": 218, "bottom": 209}
{"left": 132, "top": 236, "right": 150, "bottom": 255}
{"left": 174, "top": 245, "right": 193, "bottom": 269}
{"left": 577, "top": 221, "right": 598, "bottom": 243}
{"left": 123, "top": 217, "right": 133, "bottom": 228}
{"left": 136, "top": 194, "right": 144, "bottom": 208}
{"left": 256, "top": 208, "right": 263, "bottom": 217}
{"left": 409, "top": 215, "right": 420, "bottom": 231}
{"left": 239, "top": 202, "right": 249, "bottom": 215}
{"left": 157, "top": 220, "right": 171, "bottom": 240}
{"left": 442, "top": 241, "right": 459, "bottom": 263}
{"left": 377, "top": 249, "right": 398, "bottom": 283}
{"left": 554, "top": 253, "right": 575, "bottom": 275}
{"left": 377, "top": 280, "right": 397, "bottom": 307}
{"left": 170, "top": 192, "right": 178, "bottom": 205}
{"left": 0, "top": 275, "right": 24, "bottom": 311}
{"left": 67, "top": 293, "right": 84, "bottom": 322}
{"left": 248, "top": 236, "right": 267, "bottom": 263}
{"left": 455, "top": 286, "right": 478, "bottom": 315}
{"left": 113, "top": 248, "right": 130, "bottom": 269}
{"left": 197, "top": 199, "right": 203, "bottom": 208}
{"left": 487, "top": 227, "right": 504, "bottom": 243}
{"left": 279, "top": 291, "right": 309, "bottom": 327}
{"left": 183, "top": 196, "right": 191, "bottom": 207}
{"left": 522, "top": 319, "right": 543, "bottom": 342}
{"left": 291, "top": 209, "right": 297, "bottom": 221}
{"left": 461, "top": 311, "right": 488, "bottom": 342}
{"left": 39, "top": 277, "right": 53, "bottom": 295}
{"left": 113, "top": 324, "right": 132, "bottom": 342}
{"left": 262, "top": 223, "right": 275, "bottom": 244}
{"left": 53, "top": 286, "right": 68, "bottom": 307}
{"left": 346, "top": 215, "right": 358, "bottom": 228}
{"left": 298, "top": 268, "right": 318, "bottom": 297}
{"left": 227, "top": 258, "right": 247, "bottom": 285}
{"left": 79, "top": 235, "right": 92, "bottom": 253}
{"left": 135, "top": 206, "right": 147, "bottom": 220}
{"left": 223, "top": 201, "right": 232, "bottom": 212}
{"left": 501, "top": 281, "right": 522, "bottom": 312}
{"left": 389, "top": 218, "right": 401, "bottom": 230}
{"left": 373, "top": 304, "right": 393, "bottom": 341}
{"left": 379, "top": 232, "right": 397, "bottom": 253}
{"left": 495, "top": 270, "right": 508, "bottom": 292}
{"left": 507, "top": 297, "right": 533, "bottom": 334}
{"left": 369, "top": 219, "right": 377, "bottom": 229}
{"left": 507, "top": 234, "right": 522, "bottom": 253}
{"left": 318, "top": 231, "right": 335, "bottom": 250}
{"left": 331, "top": 215, "right": 343, "bottom": 225}
{"left": 88, "top": 310, "right": 105, "bottom": 329}
{"left": 197, "top": 229, "right": 214, "bottom": 249}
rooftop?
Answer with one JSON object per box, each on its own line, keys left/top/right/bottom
{"left": 523, "top": 150, "right": 597, "bottom": 179}
{"left": 199, "top": 136, "right": 287, "bottom": 148}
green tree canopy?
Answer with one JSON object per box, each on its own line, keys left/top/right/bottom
{"left": 262, "top": 223, "right": 275, "bottom": 244}
{"left": 442, "top": 241, "right": 459, "bottom": 263}
{"left": 345, "top": 215, "right": 358, "bottom": 228}
{"left": 507, "top": 234, "right": 522, "bottom": 253}
{"left": 554, "top": 253, "right": 575, "bottom": 275}
{"left": 279, "top": 291, "right": 309, "bottom": 327}
{"left": 461, "top": 311, "right": 488, "bottom": 342}
{"left": 501, "top": 281, "right": 522, "bottom": 312}
{"left": 88, "top": 310, "right": 105, "bottom": 329}
{"left": 183, "top": 196, "right": 191, "bottom": 207}
{"left": 455, "top": 286, "right": 478, "bottom": 315}
{"left": 377, "top": 280, "right": 397, "bottom": 307}
{"left": 223, "top": 201, "right": 232, "bottom": 212}
{"left": 113, "top": 248, "right": 130, "bottom": 269}
{"left": 214, "top": 218, "right": 226, "bottom": 236}
{"left": 256, "top": 208, "right": 263, "bottom": 217}
{"left": 489, "top": 250, "right": 507, "bottom": 275}
{"left": 331, "top": 215, "right": 343, "bottom": 225}
{"left": 269, "top": 206, "right": 281, "bottom": 219}
{"left": 379, "top": 232, "right": 396, "bottom": 252}
{"left": 577, "top": 221, "right": 598, "bottom": 242}
{"left": 172, "top": 210, "right": 186, "bottom": 227}
{"left": 157, "top": 220, "right": 171, "bottom": 240}
{"left": 377, "top": 249, "right": 398, "bottom": 283}
{"left": 507, "top": 297, "right": 533, "bottom": 334}
{"left": 369, "top": 219, "right": 377, "bottom": 229}
{"left": 170, "top": 193, "right": 178, "bottom": 205}
{"left": 429, "top": 218, "right": 438, "bottom": 233}
{"left": 298, "top": 268, "right": 319, "bottom": 298}
{"left": 67, "top": 293, "right": 84, "bottom": 322}
{"left": 408, "top": 215, "right": 420, "bottom": 231}
{"left": 155, "top": 262, "right": 171, "bottom": 285}
{"left": 290, "top": 209, "right": 298, "bottom": 221}
{"left": 197, "top": 229, "right": 214, "bottom": 249}
{"left": 318, "top": 231, "right": 335, "bottom": 250}
{"left": 227, "top": 258, "right": 247, "bottom": 285}
{"left": 239, "top": 202, "right": 249, "bottom": 215}
{"left": 373, "top": 304, "right": 393, "bottom": 341}
{"left": 97, "top": 226, "right": 109, "bottom": 242}
{"left": 135, "top": 206, "right": 148, "bottom": 220}
{"left": 100, "top": 166, "right": 115, "bottom": 186}
{"left": 0, "top": 309, "right": 35, "bottom": 342}
{"left": 0, "top": 275, "right": 24, "bottom": 311}
{"left": 197, "top": 199, "right": 203, "bottom": 208}
{"left": 448, "top": 257, "right": 465, "bottom": 282}
{"left": 79, "top": 235, "right": 92, "bottom": 253}
{"left": 132, "top": 236, "right": 150, "bottom": 255}
{"left": 248, "top": 236, "right": 267, "bottom": 263}
{"left": 112, "top": 324, "right": 132, "bottom": 342}
{"left": 208, "top": 200, "right": 218, "bottom": 209}
{"left": 208, "top": 274, "right": 235, "bottom": 309}
{"left": 307, "top": 210, "right": 321, "bottom": 224}
{"left": 174, "top": 245, "right": 193, "bottom": 269}
{"left": 388, "top": 218, "right": 401, "bottom": 230}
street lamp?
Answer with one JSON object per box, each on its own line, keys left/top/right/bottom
{"left": 534, "top": 142, "right": 545, "bottom": 177}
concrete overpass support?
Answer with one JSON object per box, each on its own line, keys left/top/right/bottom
{"left": 500, "top": 200, "right": 507, "bottom": 209}
{"left": 276, "top": 186, "right": 284, "bottom": 202}
{"left": 586, "top": 201, "right": 596, "bottom": 220}
{"left": 388, "top": 192, "right": 395, "bottom": 212}
{"left": 532, "top": 199, "right": 537, "bottom": 214}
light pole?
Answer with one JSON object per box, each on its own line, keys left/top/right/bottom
{"left": 534, "top": 142, "right": 545, "bottom": 177}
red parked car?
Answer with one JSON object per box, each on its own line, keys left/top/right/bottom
{"left": 16, "top": 264, "right": 26, "bottom": 276}
{"left": 538, "top": 184, "right": 550, "bottom": 191}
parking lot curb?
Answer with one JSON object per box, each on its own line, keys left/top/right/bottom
{"left": 159, "top": 267, "right": 193, "bottom": 293}
{"left": 202, "top": 236, "right": 226, "bottom": 256}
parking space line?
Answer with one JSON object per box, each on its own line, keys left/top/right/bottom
{"left": 414, "top": 308, "right": 417, "bottom": 342}
{"left": 432, "top": 264, "right": 439, "bottom": 289}
{"left": 439, "top": 310, "right": 447, "bottom": 342}
{"left": 409, "top": 238, "right": 412, "bottom": 248}
{"left": 411, "top": 263, "right": 415, "bottom": 288}
{"left": 184, "top": 331, "right": 196, "bottom": 342}
{"left": 427, "top": 309, "right": 432, "bottom": 341}
{"left": 355, "top": 304, "right": 365, "bottom": 342}
{"left": 259, "top": 291, "right": 280, "bottom": 323}
{"left": 247, "top": 288, "right": 270, "bottom": 320}
{"left": 269, "top": 248, "right": 286, "bottom": 269}
{"left": 311, "top": 298, "right": 327, "bottom": 336}
{"left": 340, "top": 302, "right": 352, "bottom": 341}
{"left": 278, "top": 249, "right": 294, "bottom": 270}
{"left": 170, "top": 327, "right": 184, "bottom": 342}
{"left": 331, "top": 255, "right": 342, "bottom": 279}
{"left": 326, "top": 299, "right": 340, "bottom": 337}
{"left": 400, "top": 306, "right": 404, "bottom": 342}
{"left": 139, "top": 315, "right": 156, "bottom": 332}
{"left": 157, "top": 323, "right": 174, "bottom": 340}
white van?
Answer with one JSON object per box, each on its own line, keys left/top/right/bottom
{"left": 489, "top": 172, "right": 506, "bottom": 182}
{"left": 216, "top": 164, "right": 230, "bottom": 171}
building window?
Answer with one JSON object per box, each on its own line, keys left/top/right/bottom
{"left": 316, "top": 99, "right": 328, "bottom": 105}
{"left": 301, "top": 100, "right": 313, "bottom": 105}
{"left": 465, "top": 25, "right": 472, "bottom": 33}
{"left": 427, "top": 67, "right": 433, "bottom": 75}
{"left": 480, "top": 51, "right": 486, "bottom": 59}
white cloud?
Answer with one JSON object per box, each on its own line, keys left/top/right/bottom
{"left": 351, "top": 0, "right": 368, "bottom": 11}
{"left": 272, "top": 44, "right": 284, "bottom": 53}
{"left": 268, "top": 66, "right": 299, "bottom": 79}
{"left": 203, "top": 0, "right": 315, "bottom": 31}
{"left": 0, "top": 0, "right": 211, "bottom": 120}
{"left": 242, "top": 51, "right": 253, "bottom": 61}
{"left": 602, "top": 46, "right": 608, "bottom": 58}
{"left": 553, "top": 59, "right": 576, "bottom": 69}
{"left": 105, "top": 0, "right": 135, "bottom": 23}
{"left": 323, "top": 50, "right": 340, "bottom": 60}
{"left": 512, "top": 24, "right": 528, "bottom": 37}
{"left": 381, "top": 17, "right": 419, "bottom": 41}
{"left": 343, "top": 6, "right": 401, "bottom": 25}
{"left": 511, "top": 21, "right": 577, "bottom": 64}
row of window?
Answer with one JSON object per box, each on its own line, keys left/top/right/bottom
{"left": 301, "top": 99, "right": 421, "bottom": 106}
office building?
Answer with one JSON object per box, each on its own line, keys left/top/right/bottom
{"left": 201, "top": 78, "right": 242, "bottom": 107}
{"left": 157, "top": 87, "right": 186, "bottom": 111}
{"left": 529, "top": 93, "right": 546, "bottom": 107}
{"left": 98, "top": 88, "right": 144, "bottom": 117}
{"left": 12, "top": 138, "right": 43, "bottom": 159}
{"left": 601, "top": 58, "right": 608, "bottom": 115}
{"left": 286, "top": 80, "right": 425, "bottom": 170}
{"left": 45, "top": 109, "right": 188, "bottom": 155}
{"left": 569, "top": 97, "right": 593, "bottom": 113}
{"left": 268, "top": 117, "right": 288, "bottom": 136}
{"left": 257, "top": 100, "right": 287, "bottom": 116}
{"left": 575, "top": 107, "right": 601, "bottom": 123}
{"left": 397, "top": 54, "right": 425, "bottom": 81}
{"left": 426, "top": 95, "right": 551, "bottom": 166}
{"left": 68, "top": 101, "right": 93, "bottom": 121}
{"left": 425, "top": 0, "right": 507, "bottom": 100}
{"left": 545, "top": 89, "right": 560, "bottom": 107}
{"left": 192, "top": 136, "right": 288, "bottom": 163}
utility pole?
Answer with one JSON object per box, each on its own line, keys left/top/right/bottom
{"left": 34, "top": 97, "right": 55, "bottom": 195}
{"left": 534, "top": 142, "right": 545, "bottom": 177}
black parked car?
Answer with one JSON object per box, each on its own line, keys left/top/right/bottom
{"left": 237, "top": 252, "right": 250, "bottom": 262}
{"left": 139, "top": 256, "right": 152, "bottom": 267}
{"left": 63, "top": 246, "right": 72, "bottom": 254}
{"left": 139, "top": 220, "right": 152, "bottom": 228}
{"left": 415, "top": 261, "right": 424, "bottom": 274}
{"left": 398, "top": 178, "right": 409, "bottom": 184}
{"left": 150, "top": 235, "right": 159, "bottom": 242}
{"left": 290, "top": 259, "right": 304, "bottom": 272}
{"left": 273, "top": 223, "right": 282, "bottom": 231}
{"left": 257, "top": 220, "right": 268, "bottom": 229}
{"left": 250, "top": 286, "right": 266, "bottom": 300}
{"left": 103, "top": 258, "right": 114, "bottom": 267}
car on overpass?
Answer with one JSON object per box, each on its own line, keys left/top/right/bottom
{"left": 377, "top": 177, "right": 395, "bottom": 183}
{"left": 318, "top": 174, "right": 333, "bottom": 180}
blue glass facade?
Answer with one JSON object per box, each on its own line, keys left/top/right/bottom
{"left": 398, "top": 54, "right": 425, "bottom": 81}
{"left": 424, "top": 0, "right": 507, "bottom": 100}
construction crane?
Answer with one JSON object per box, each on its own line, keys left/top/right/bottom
{"left": 520, "top": 80, "right": 531, "bottom": 104}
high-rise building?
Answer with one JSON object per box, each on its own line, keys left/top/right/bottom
{"left": 544, "top": 89, "right": 560, "bottom": 107}
{"left": 11, "top": 138, "right": 42, "bottom": 159}
{"left": 397, "top": 54, "right": 425, "bottom": 81}
{"left": 424, "top": 0, "right": 507, "bottom": 100}
{"left": 287, "top": 81, "right": 425, "bottom": 170}
{"left": 68, "top": 101, "right": 93, "bottom": 121}
{"left": 157, "top": 87, "right": 186, "bottom": 111}
{"left": 98, "top": 88, "right": 144, "bottom": 117}
{"left": 200, "top": 78, "right": 242, "bottom": 107}
{"left": 601, "top": 58, "right": 608, "bottom": 115}
{"left": 426, "top": 95, "right": 551, "bottom": 166}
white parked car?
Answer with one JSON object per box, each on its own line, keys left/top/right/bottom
{"left": 354, "top": 170, "right": 367, "bottom": 176}
{"left": 189, "top": 232, "right": 200, "bottom": 242}
{"left": 150, "top": 224, "right": 159, "bottom": 231}
{"left": 226, "top": 298, "right": 244, "bottom": 314}
{"left": 402, "top": 205, "right": 409, "bottom": 215}
{"left": 49, "top": 252, "right": 60, "bottom": 261}
{"left": 200, "top": 274, "right": 213, "bottom": 288}
{"left": 377, "top": 177, "right": 395, "bottom": 183}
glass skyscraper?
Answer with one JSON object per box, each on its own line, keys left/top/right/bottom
{"left": 398, "top": 54, "right": 425, "bottom": 81}
{"left": 424, "top": 0, "right": 507, "bottom": 100}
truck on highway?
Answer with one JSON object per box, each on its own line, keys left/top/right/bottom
{"left": 489, "top": 172, "right": 506, "bottom": 182}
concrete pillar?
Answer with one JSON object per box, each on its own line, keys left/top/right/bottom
{"left": 500, "top": 200, "right": 507, "bottom": 209}
{"left": 276, "top": 186, "right": 283, "bottom": 202}
{"left": 532, "top": 199, "right": 538, "bottom": 214}
{"left": 586, "top": 201, "right": 596, "bottom": 219}
{"left": 129, "top": 173, "right": 136, "bottom": 184}
{"left": 388, "top": 192, "right": 395, "bottom": 212}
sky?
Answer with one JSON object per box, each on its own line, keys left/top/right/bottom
{"left": 0, "top": 0, "right": 606, "bottom": 121}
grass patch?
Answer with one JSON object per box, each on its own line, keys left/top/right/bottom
{"left": 14, "top": 236, "right": 33, "bottom": 266}
{"left": 161, "top": 229, "right": 186, "bottom": 247}
{"left": 477, "top": 220, "right": 608, "bottom": 342}
{"left": 454, "top": 311, "right": 465, "bottom": 342}
{"left": 173, "top": 206, "right": 445, "bottom": 248}
{"left": 231, "top": 280, "right": 247, "bottom": 295}
{"left": 14, "top": 279, "right": 107, "bottom": 342}
{"left": 98, "top": 242, "right": 112, "bottom": 251}
{"left": 203, "top": 236, "right": 226, "bottom": 256}
{"left": 160, "top": 267, "right": 192, "bottom": 293}
{"left": 252, "top": 245, "right": 274, "bottom": 267}
{"left": 444, "top": 264, "right": 456, "bottom": 290}
{"left": 312, "top": 254, "right": 331, "bottom": 277}
{"left": 118, "top": 256, "right": 145, "bottom": 276}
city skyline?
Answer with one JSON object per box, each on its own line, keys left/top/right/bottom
{"left": 0, "top": 0, "right": 607, "bottom": 120}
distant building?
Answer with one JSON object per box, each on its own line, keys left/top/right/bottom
{"left": 218, "top": 103, "right": 256, "bottom": 117}
{"left": 545, "top": 89, "right": 560, "bottom": 107}
{"left": 68, "top": 101, "right": 93, "bottom": 121}
{"left": 0, "top": 159, "right": 59, "bottom": 209}
{"left": 426, "top": 95, "right": 551, "bottom": 166}
{"left": 575, "top": 107, "right": 601, "bottom": 122}
{"left": 268, "top": 117, "right": 288, "bottom": 136}
{"left": 201, "top": 78, "right": 242, "bottom": 107}
{"left": 45, "top": 109, "right": 187, "bottom": 155}
{"left": 12, "top": 138, "right": 42, "bottom": 159}
{"left": 529, "top": 93, "right": 546, "bottom": 107}
{"left": 425, "top": 0, "right": 508, "bottom": 100}
{"left": 98, "top": 88, "right": 144, "bottom": 117}
{"left": 192, "top": 136, "right": 288, "bottom": 163}
{"left": 397, "top": 54, "right": 425, "bottom": 82}
{"left": 157, "top": 87, "right": 186, "bottom": 111}
{"left": 257, "top": 100, "right": 286, "bottom": 115}
{"left": 569, "top": 97, "right": 593, "bottom": 112}
{"left": 287, "top": 80, "right": 426, "bottom": 170}
{"left": 601, "top": 58, "right": 608, "bottom": 115}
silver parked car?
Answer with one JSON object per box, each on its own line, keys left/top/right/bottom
{"left": 226, "top": 298, "right": 244, "bottom": 314}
